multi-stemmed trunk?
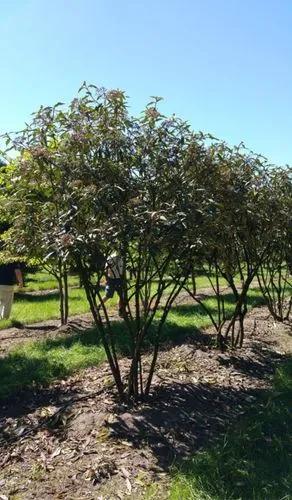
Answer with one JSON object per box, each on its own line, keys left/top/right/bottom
{"left": 77, "top": 253, "right": 186, "bottom": 402}
{"left": 257, "top": 258, "right": 291, "bottom": 322}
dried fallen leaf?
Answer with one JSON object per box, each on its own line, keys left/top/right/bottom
{"left": 15, "top": 426, "right": 26, "bottom": 437}
{"left": 120, "top": 466, "right": 129, "bottom": 478}
{"left": 106, "top": 413, "right": 116, "bottom": 424}
{"left": 0, "top": 453, "right": 10, "bottom": 467}
{"left": 121, "top": 440, "right": 133, "bottom": 447}
{"left": 82, "top": 436, "right": 91, "bottom": 449}
{"left": 51, "top": 447, "right": 61, "bottom": 459}
{"left": 126, "top": 477, "right": 132, "bottom": 493}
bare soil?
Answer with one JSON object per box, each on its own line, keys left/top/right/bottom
{"left": 0, "top": 305, "right": 291, "bottom": 499}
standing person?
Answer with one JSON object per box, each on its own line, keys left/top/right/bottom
{"left": 98, "top": 251, "right": 125, "bottom": 317}
{"left": 0, "top": 261, "right": 23, "bottom": 320}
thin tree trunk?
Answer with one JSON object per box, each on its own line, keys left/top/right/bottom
{"left": 145, "top": 282, "right": 184, "bottom": 395}
{"left": 63, "top": 265, "right": 69, "bottom": 324}
{"left": 58, "top": 277, "right": 65, "bottom": 325}
{"left": 57, "top": 258, "right": 65, "bottom": 325}
{"left": 78, "top": 263, "right": 125, "bottom": 400}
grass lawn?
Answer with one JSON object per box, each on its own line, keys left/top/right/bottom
{"left": 0, "top": 286, "right": 118, "bottom": 330}
{"left": 165, "top": 288, "right": 265, "bottom": 334}
{"left": 169, "top": 358, "right": 292, "bottom": 500}
{"left": 0, "top": 330, "right": 107, "bottom": 398}
{"left": 0, "top": 288, "right": 90, "bottom": 330}
{"left": 0, "top": 268, "right": 244, "bottom": 331}
{"left": 0, "top": 289, "right": 265, "bottom": 398}
{"left": 23, "top": 270, "right": 234, "bottom": 293}
{"left": 23, "top": 270, "right": 80, "bottom": 291}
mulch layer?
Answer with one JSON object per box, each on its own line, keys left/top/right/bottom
{"left": 0, "top": 305, "right": 291, "bottom": 499}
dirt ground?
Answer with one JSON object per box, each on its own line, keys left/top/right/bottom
{"left": 0, "top": 305, "right": 291, "bottom": 500}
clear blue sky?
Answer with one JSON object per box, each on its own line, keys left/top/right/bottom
{"left": 1, "top": 0, "right": 291, "bottom": 165}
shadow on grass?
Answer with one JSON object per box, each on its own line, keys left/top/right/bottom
{"left": 172, "top": 290, "right": 266, "bottom": 318}
{"left": 31, "top": 317, "right": 212, "bottom": 357}
{"left": 14, "top": 292, "right": 83, "bottom": 303}
{"left": 0, "top": 353, "right": 71, "bottom": 400}
{"left": 0, "top": 329, "right": 106, "bottom": 403}
{"left": 169, "top": 358, "right": 292, "bottom": 500}
{"left": 0, "top": 310, "right": 213, "bottom": 406}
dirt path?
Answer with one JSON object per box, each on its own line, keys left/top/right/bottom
{"left": 0, "top": 304, "right": 291, "bottom": 499}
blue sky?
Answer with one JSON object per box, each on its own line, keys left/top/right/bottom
{"left": 1, "top": 0, "right": 291, "bottom": 165}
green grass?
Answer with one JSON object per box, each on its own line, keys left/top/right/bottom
{"left": 186, "top": 274, "right": 235, "bottom": 290}
{"left": 169, "top": 359, "right": 292, "bottom": 500}
{"left": 24, "top": 270, "right": 80, "bottom": 291}
{"left": 0, "top": 269, "right": 84, "bottom": 329}
{"left": 0, "top": 329, "right": 106, "bottom": 398}
{"left": 0, "top": 287, "right": 118, "bottom": 330}
{"left": 23, "top": 270, "right": 233, "bottom": 294}
{"left": 163, "top": 288, "right": 265, "bottom": 340}
{"left": 0, "top": 269, "right": 241, "bottom": 331}
{"left": 0, "top": 288, "right": 90, "bottom": 329}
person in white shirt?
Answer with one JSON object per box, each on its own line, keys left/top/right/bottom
{"left": 98, "top": 252, "right": 125, "bottom": 317}
{"left": 0, "top": 262, "right": 23, "bottom": 320}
